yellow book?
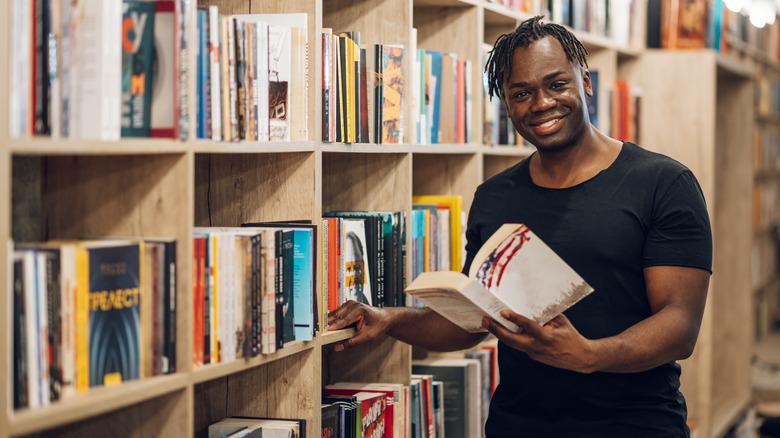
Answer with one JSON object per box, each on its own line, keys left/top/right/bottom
{"left": 211, "top": 233, "right": 219, "bottom": 364}
{"left": 75, "top": 248, "right": 89, "bottom": 393}
{"left": 412, "top": 195, "right": 463, "bottom": 271}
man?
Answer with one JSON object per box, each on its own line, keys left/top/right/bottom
{"left": 328, "top": 16, "right": 712, "bottom": 437}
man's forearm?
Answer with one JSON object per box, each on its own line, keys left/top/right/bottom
{"left": 587, "top": 306, "right": 699, "bottom": 373}
{"left": 385, "top": 307, "right": 487, "bottom": 352}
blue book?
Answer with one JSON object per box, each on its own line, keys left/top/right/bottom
{"left": 87, "top": 243, "right": 142, "bottom": 387}
{"left": 428, "top": 51, "right": 443, "bottom": 144}
{"left": 587, "top": 70, "right": 599, "bottom": 128}
{"left": 291, "top": 229, "right": 314, "bottom": 341}
{"left": 196, "top": 9, "right": 210, "bottom": 139}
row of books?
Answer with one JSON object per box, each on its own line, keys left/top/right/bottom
{"left": 412, "top": 50, "right": 475, "bottom": 145}
{"left": 648, "top": 0, "right": 726, "bottom": 51}
{"left": 321, "top": 30, "right": 405, "bottom": 144}
{"left": 410, "top": 196, "right": 466, "bottom": 285}
{"left": 12, "top": 239, "right": 177, "bottom": 410}
{"left": 321, "top": 350, "right": 498, "bottom": 438}
{"left": 195, "top": 7, "right": 308, "bottom": 142}
{"left": 9, "top": 0, "right": 190, "bottom": 140}
{"left": 192, "top": 224, "right": 315, "bottom": 367}
{"left": 208, "top": 416, "right": 305, "bottom": 437}
{"left": 321, "top": 212, "right": 408, "bottom": 328}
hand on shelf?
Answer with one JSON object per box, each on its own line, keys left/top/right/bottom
{"left": 327, "top": 301, "right": 392, "bottom": 352}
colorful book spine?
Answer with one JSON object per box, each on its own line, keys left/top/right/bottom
{"left": 121, "top": 1, "right": 156, "bottom": 137}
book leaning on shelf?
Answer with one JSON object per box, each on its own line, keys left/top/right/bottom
{"left": 405, "top": 223, "right": 593, "bottom": 333}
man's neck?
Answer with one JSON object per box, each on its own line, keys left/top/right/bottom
{"left": 529, "top": 130, "right": 623, "bottom": 189}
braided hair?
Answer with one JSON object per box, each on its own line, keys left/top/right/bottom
{"left": 485, "top": 16, "right": 588, "bottom": 100}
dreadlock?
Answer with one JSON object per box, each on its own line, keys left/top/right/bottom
{"left": 485, "top": 16, "right": 588, "bottom": 100}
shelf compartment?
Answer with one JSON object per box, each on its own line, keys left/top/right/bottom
{"left": 194, "top": 152, "right": 317, "bottom": 226}
{"left": 8, "top": 374, "right": 188, "bottom": 436}
{"left": 412, "top": 153, "right": 480, "bottom": 214}
{"left": 322, "top": 335, "right": 409, "bottom": 385}
{"left": 192, "top": 341, "right": 314, "bottom": 384}
{"left": 323, "top": 152, "right": 411, "bottom": 213}
{"left": 194, "top": 348, "right": 317, "bottom": 438}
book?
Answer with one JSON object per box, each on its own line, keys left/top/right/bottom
{"left": 121, "top": 1, "right": 155, "bottom": 137}
{"left": 412, "top": 358, "right": 482, "bottom": 438}
{"left": 84, "top": 242, "right": 143, "bottom": 387}
{"left": 404, "top": 223, "right": 593, "bottom": 332}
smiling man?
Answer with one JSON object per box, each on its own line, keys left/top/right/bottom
{"left": 328, "top": 16, "right": 713, "bottom": 437}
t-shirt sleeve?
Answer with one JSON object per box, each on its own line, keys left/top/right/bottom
{"left": 642, "top": 170, "right": 713, "bottom": 272}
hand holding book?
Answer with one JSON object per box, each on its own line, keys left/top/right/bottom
{"left": 482, "top": 309, "right": 598, "bottom": 374}
{"left": 405, "top": 224, "right": 593, "bottom": 333}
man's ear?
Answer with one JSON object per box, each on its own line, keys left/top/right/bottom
{"left": 582, "top": 67, "right": 593, "bottom": 97}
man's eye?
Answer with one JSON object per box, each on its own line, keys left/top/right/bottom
{"left": 515, "top": 91, "right": 530, "bottom": 99}
{"left": 551, "top": 82, "right": 566, "bottom": 89}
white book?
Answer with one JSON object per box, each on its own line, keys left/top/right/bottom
{"left": 17, "top": 251, "right": 40, "bottom": 408}
{"left": 342, "top": 218, "right": 372, "bottom": 306}
{"left": 248, "top": 13, "right": 308, "bottom": 142}
{"left": 208, "top": 6, "right": 222, "bottom": 141}
{"left": 10, "top": 0, "right": 31, "bottom": 138}
{"left": 226, "top": 16, "right": 239, "bottom": 141}
{"left": 59, "top": 244, "right": 78, "bottom": 398}
{"left": 70, "top": 0, "right": 122, "bottom": 140}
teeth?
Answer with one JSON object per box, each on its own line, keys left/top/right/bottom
{"left": 539, "top": 118, "right": 559, "bottom": 128}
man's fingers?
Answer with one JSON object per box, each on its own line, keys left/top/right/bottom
{"left": 499, "top": 310, "right": 540, "bottom": 336}
{"left": 484, "top": 317, "right": 534, "bottom": 351}
{"left": 333, "top": 329, "right": 375, "bottom": 352}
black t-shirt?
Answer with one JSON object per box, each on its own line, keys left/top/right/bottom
{"left": 462, "top": 142, "right": 713, "bottom": 437}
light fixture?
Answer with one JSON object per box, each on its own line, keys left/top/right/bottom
{"left": 724, "top": 0, "right": 747, "bottom": 13}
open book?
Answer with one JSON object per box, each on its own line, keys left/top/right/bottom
{"left": 405, "top": 224, "right": 593, "bottom": 332}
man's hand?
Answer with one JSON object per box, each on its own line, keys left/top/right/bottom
{"left": 327, "top": 301, "right": 392, "bottom": 352}
{"left": 483, "top": 311, "right": 597, "bottom": 374}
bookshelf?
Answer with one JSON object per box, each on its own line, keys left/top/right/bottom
{"left": 0, "top": 1, "right": 763, "bottom": 438}
{"left": 631, "top": 49, "right": 754, "bottom": 438}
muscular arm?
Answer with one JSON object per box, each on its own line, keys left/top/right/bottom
{"left": 328, "top": 302, "right": 488, "bottom": 352}
{"left": 485, "top": 265, "right": 709, "bottom": 373}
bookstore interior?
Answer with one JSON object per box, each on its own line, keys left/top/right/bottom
{"left": 4, "top": 0, "right": 780, "bottom": 437}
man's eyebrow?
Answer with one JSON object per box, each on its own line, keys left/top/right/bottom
{"left": 506, "top": 70, "right": 566, "bottom": 89}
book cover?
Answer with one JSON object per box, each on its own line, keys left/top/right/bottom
{"left": 342, "top": 219, "right": 373, "bottom": 306}
{"left": 405, "top": 223, "right": 593, "bottom": 332}
{"left": 381, "top": 45, "right": 404, "bottom": 144}
{"left": 86, "top": 243, "right": 142, "bottom": 387}
{"left": 122, "top": 0, "right": 155, "bottom": 137}
{"left": 661, "top": 0, "right": 708, "bottom": 49}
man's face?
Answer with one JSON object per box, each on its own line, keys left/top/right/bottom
{"left": 501, "top": 37, "right": 592, "bottom": 152}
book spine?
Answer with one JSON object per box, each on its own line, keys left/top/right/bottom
{"left": 208, "top": 6, "right": 222, "bottom": 141}
{"left": 176, "top": 0, "right": 190, "bottom": 140}
{"left": 164, "top": 241, "right": 176, "bottom": 373}
{"left": 75, "top": 248, "right": 89, "bottom": 393}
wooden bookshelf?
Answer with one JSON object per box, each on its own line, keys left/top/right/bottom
{"left": 1, "top": 1, "right": 766, "bottom": 437}
{"left": 631, "top": 49, "right": 754, "bottom": 438}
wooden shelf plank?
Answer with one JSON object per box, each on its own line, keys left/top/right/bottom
{"left": 10, "top": 138, "right": 188, "bottom": 155}
{"left": 716, "top": 54, "right": 755, "bottom": 80}
{"left": 481, "top": 145, "right": 534, "bottom": 157}
{"left": 191, "top": 341, "right": 315, "bottom": 384}
{"left": 192, "top": 140, "right": 317, "bottom": 154}
{"left": 409, "top": 144, "right": 480, "bottom": 154}
{"left": 8, "top": 374, "right": 188, "bottom": 436}
{"left": 321, "top": 143, "right": 411, "bottom": 154}
{"left": 320, "top": 328, "right": 357, "bottom": 346}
